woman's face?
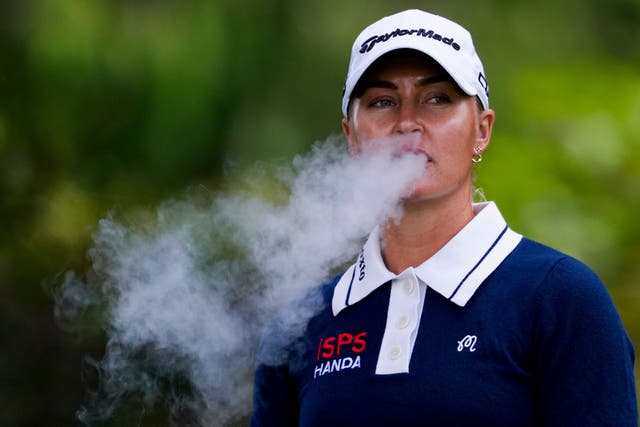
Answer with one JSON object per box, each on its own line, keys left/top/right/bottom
{"left": 342, "top": 52, "right": 494, "bottom": 205}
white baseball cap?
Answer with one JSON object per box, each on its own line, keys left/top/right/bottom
{"left": 341, "top": 9, "right": 489, "bottom": 117}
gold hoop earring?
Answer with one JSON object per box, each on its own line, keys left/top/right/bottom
{"left": 472, "top": 147, "right": 483, "bottom": 164}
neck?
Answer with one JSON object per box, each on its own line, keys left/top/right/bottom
{"left": 381, "top": 193, "right": 475, "bottom": 274}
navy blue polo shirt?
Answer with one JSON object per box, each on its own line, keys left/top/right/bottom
{"left": 251, "top": 202, "right": 638, "bottom": 427}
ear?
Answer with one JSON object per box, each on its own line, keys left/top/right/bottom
{"left": 342, "top": 116, "right": 360, "bottom": 156}
{"left": 475, "top": 108, "right": 495, "bottom": 154}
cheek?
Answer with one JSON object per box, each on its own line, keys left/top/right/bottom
{"left": 350, "top": 101, "right": 389, "bottom": 140}
{"left": 436, "top": 111, "right": 478, "bottom": 152}
{"left": 350, "top": 119, "right": 395, "bottom": 148}
{"left": 349, "top": 103, "right": 396, "bottom": 142}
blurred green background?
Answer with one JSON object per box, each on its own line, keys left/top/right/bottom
{"left": 1, "top": 0, "right": 639, "bottom": 425}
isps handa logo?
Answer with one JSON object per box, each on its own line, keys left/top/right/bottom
{"left": 314, "top": 331, "right": 367, "bottom": 379}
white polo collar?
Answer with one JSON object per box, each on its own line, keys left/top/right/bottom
{"left": 332, "top": 202, "right": 522, "bottom": 316}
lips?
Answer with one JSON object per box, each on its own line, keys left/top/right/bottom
{"left": 358, "top": 134, "right": 431, "bottom": 164}
{"left": 387, "top": 134, "right": 431, "bottom": 162}
{"left": 400, "top": 146, "right": 429, "bottom": 158}
{"left": 393, "top": 145, "right": 431, "bottom": 164}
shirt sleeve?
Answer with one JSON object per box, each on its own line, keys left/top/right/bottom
{"left": 533, "top": 257, "right": 638, "bottom": 426}
{"left": 250, "top": 361, "right": 299, "bottom": 427}
{"left": 250, "top": 315, "right": 301, "bottom": 427}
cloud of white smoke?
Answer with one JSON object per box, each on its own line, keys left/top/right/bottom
{"left": 55, "top": 135, "right": 426, "bottom": 426}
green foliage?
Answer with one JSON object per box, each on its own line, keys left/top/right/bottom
{"left": 1, "top": 0, "right": 638, "bottom": 425}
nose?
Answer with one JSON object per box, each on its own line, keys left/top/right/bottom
{"left": 394, "top": 102, "right": 423, "bottom": 134}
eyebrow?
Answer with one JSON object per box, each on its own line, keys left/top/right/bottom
{"left": 359, "top": 74, "right": 452, "bottom": 92}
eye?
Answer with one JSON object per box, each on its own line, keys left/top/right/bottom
{"left": 369, "top": 97, "right": 396, "bottom": 108}
{"left": 425, "top": 94, "right": 451, "bottom": 105}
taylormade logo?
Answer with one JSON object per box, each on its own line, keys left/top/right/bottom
{"left": 359, "top": 28, "right": 461, "bottom": 54}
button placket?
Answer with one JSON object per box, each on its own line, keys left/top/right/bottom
{"left": 389, "top": 346, "right": 402, "bottom": 360}
{"left": 402, "top": 279, "right": 415, "bottom": 295}
{"left": 396, "top": 315, "right": 411, "bottom": 329}
{"left": 375, "top": 272, "right": 421, "bottom": 375}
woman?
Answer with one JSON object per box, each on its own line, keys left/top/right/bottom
{"left": 251, "top": 9, "right": 637, "bottom": 426}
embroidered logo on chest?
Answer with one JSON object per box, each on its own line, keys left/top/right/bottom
{"left": 314, "top": 332, "right": 367, "bottom": 378}
{"left": 457, "top": 334, "right": 478, "bottom": 352}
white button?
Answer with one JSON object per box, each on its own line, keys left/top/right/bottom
{"left": 402, "top": 279, "right": 415, "bottom": 295}
{"left": 389, "top": 346, "right": 402, "bottom": 360}
{"left": 396, "top": 315, "right": 410, "bottom": 329}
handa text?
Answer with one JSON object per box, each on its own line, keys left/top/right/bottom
{"left": 313, "top": 331, "right": 367, "bottom": 378}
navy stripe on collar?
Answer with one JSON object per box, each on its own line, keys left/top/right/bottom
{"left": 449, "top": 224, "right": 508, "bottom": 301}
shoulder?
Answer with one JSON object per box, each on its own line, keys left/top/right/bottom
{"left": 507, "top": 237, "right": 576, "bottom": 270}
{"left": 510, "top": 238, "right": 631, "bottom": 346}
{"left": 497, "top": 237, "right": 621, "bottom": 324}
{"left": 526, "top": 238, "right": 608, "bottom": 296}
{"left": 507, "top": 237, "right": 604, "bottom": 295}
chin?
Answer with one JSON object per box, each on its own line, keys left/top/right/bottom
{"left": 401, "top": 192, "right": 431, "bottom": 204}
{"left": 400, "top": 180, "right": 434, "bottom": 202}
